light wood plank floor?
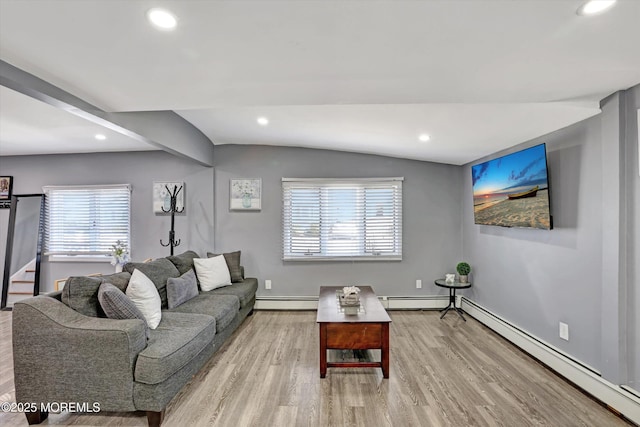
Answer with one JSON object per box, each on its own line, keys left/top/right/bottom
{"left": 0, "top": 310, "right": 631, "bottom": 426}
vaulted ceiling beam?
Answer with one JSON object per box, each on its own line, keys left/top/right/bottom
{"left": 0, "top": 60, "right": 214, "bottom": 166}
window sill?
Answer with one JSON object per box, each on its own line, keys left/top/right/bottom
{"left": 283, "top": 256, "right": 402, "bottom": 262}
{"left": 48, "top": 255, "right": 113, "bottom": 263}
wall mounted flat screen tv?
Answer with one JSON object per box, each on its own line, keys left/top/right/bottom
{"left": 472, "top": 143, "right": 552, "bottom": 230}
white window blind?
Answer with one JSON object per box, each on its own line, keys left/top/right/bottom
{"left": 43, "top": 184, "right": 131, "bottom": 257}
{"left": 282, "top": 178, "right": 403, "bottom": 261}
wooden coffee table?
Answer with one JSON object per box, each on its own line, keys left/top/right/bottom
{"left": 317, "top": 286, "right": 392, "bottom": 378}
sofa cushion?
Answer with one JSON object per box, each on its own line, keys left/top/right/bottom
{"left": 126, "top": 269, "right": 162, "bottom": 329}
{"left": 166, "top": 270, "right": 199, "bottom": 309}
{"left": 101, "top": 272, "right": 132, "bottom": 289}
{"left": 61, "top": 272, "right": 131, "bottom": 317}
{"left": 135, "top": 312, "right": 216, "bottom": 385}
{"left": 204, "top": 278, "right": 258, "bottom": 309}
{"left": 168, "top": 294, "right": 239, "bottom": 331}
{"left": 207, "top": 251, "right": 243, "bottom": 282}
{"left": 166, "top": 250, "right": 200, "bottom": 275}
{"left": 123, "top": 258, "right": 180, "bottom": 309}
{"left": 194, "top": 256, "right": 231, "bottom": 291}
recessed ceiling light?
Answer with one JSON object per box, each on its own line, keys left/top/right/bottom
{"left": 576, "top": 0, "right": 617, "bottom": 16}
{"left": 257, "top": 117, "right": 269, "bottom": 126}
{"left": 95, "top": 134, "right": 107, "bottom": 141}
{"left": 418, "top": 134, "right": 431, "bottom": 142}
{"left": 147, "top": 8, "right": 177, "bottom": 30}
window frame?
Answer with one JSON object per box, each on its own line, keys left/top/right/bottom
{"left": 43, "top": 184, "right": 131, "bottom": 263}
{"left": 282, "top": 177, "right": 403, "bottom": 262}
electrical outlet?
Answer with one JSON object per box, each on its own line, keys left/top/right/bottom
{"left": 416, "top": 279, "right": 422, "bottom": 289}
{"left": 559, "top": 322, "right": 569, "bottom": 341}
{"left": 265, "top": 279, "right": 272, "bottom": 290}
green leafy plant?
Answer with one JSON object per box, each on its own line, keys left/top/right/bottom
{"left": 456, "top": 262, "right": 471, "bottom": 276}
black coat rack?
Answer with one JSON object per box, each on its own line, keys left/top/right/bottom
{"left": 160, "top": 184, "right": 183, "bottom": 255}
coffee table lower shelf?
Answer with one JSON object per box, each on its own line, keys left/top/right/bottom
{"left": 319, "top": 322, "right": 389, "bottom": 378}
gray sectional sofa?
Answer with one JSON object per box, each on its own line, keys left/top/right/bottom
{"left": 12, "top": 250, "right": 257, "bottom": 426}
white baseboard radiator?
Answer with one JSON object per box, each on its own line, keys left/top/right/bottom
{"left": 459, "top": 297, "right": 640, "bottom": 425}
{"left": 254, "top": 295, "right": 448, "bottom": 310}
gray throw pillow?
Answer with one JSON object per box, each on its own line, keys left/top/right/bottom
{"left": 167, "top": 250, "right": 200, "bottom": 275}
{"left": 166, "top": 269, "right": 199, "bottom": 309}
{"left": 98, "top": 282, "right": 150, "bottom": 339}
{"left": 98, "top": 282, "right": 148, "bottom": 321}
{"left": 207, "top": 250, "right": 243, "bottom": 282}
{"left": 123, "top": 258, "right": 180, "bottom": 308}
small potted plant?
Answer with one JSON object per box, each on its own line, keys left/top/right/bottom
{"left": 456, "top": 262, "right": 471, "bottom": 283}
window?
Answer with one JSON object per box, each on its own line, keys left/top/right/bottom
{"left": 43, "top": 184, "right": 131, "bottom": 259}
{"left": 282, "top": 178, "right": 403, "bottom": 261}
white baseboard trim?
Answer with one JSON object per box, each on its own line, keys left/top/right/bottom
{"left": 255, "top": 297, "right": 318, "bottom": 310}
{"left": 386, "top": 296, "right": 448, "bottom": 310}
{"left": 460, "top": 297, "right": 640, "bottom": 424}
{"left": 254, "top": 295, "right": 448, "bottom": 311}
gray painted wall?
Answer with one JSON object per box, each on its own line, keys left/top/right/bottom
{"left": 213, "top": 145, "right": 463, "bottom": 297}
{"left": 1, "top": 145, "right": 463, "bottom": 301}
{"left": 600, "top": 92, "right": 625, "bottom": 382}
{"left": 0, "top": 151, "right": 214, "bottom": 294}
{"left": 624, "top": 85, "right": 639, "bottom": 390}
{"left": 461, "top": 85, "right": 640, "bottom": 383}
{"left": 462, "top": 115, "right": 604, "bottom": 370}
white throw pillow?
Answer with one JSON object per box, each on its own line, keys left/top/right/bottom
{"left": 194, "top": 256, "right": 231, "bottom": 291}
{"left": 125, "top": 269, "right": 162, "bottom": 329}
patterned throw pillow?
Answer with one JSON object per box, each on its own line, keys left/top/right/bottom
{"left": 166, "top": 269, "right": 199, "bottom": 309}
{"left": 98, "top": 282, "right": 150, "bottom": 338}
{"left": 206, "top": 250, "right": 242, "bottom": 282}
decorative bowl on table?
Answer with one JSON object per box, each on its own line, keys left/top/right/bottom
{"left": 339, "top": 286, "right": 361, "bottom": 306}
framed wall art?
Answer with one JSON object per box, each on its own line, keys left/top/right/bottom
{"left": 230, "top": 178, "right": 261, "bottom": 211}
{"left": 0, "top": 176, "right": 13, "bottom": 209}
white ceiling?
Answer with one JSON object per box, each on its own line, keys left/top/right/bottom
{"left": 0, "top": 86, "right": 157, "bottom": 156}
{"left": 1, "top": 0, "right": 639, "bottom": 164}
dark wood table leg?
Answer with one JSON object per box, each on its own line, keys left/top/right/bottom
{"left": 319, "top": 323, "right": 327, "bottom": 378}
{"left": 25, "top": 410, "right": 48, "bottom": 425}
{"left": 381, "top": 322, "right": 389, "bottom": 378}
{"left": 146, "top": 410, "right": 164, "bottom": 427}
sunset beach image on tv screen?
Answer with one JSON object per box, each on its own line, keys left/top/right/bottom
{"left": 472, "top": 143, "right": 552, "bottom": 229}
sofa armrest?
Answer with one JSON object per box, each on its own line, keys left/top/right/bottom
{"left": 12, "top": 296, "right": 147, "bottom": 412}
